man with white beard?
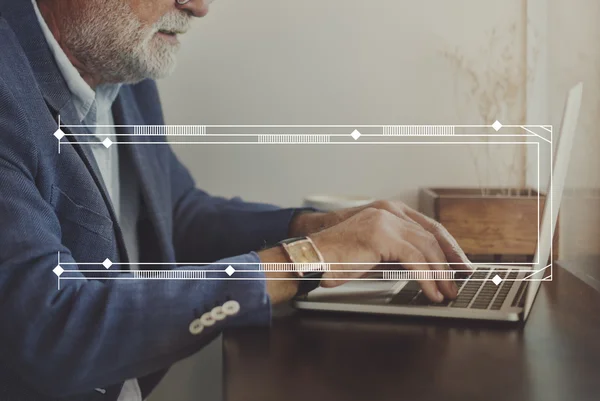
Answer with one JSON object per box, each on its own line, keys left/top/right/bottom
{"left": 0, "top": 1, "right": 470, "bottom": 400}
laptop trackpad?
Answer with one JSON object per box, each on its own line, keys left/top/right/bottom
{"left": 304, "top": 281, "right": 404, "bottom": 305}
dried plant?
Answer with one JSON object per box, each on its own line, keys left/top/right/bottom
{"left": 441, "top": 23, "right": 539, "bottom": 197}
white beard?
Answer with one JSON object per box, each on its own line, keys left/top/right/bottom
{"left": 63, "top": 0, "right": 191, "bottom": 84}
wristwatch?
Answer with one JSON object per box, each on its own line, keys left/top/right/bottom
{"left": 277, "top": 236, "right": 326, "bottom": 296}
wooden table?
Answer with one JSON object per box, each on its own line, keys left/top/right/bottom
{"left": 223, "top": 265, "right": 600, "bottom": 401}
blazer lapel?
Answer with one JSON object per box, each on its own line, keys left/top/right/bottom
{"left": 2, "top": 0, "right": 130, "bottom": 264}
{"left": 52, "top": 101, "right": 131, "bottom": 266}
{"left": 56, "top": 103, "right": 113, "bottom": 209}
{"left": 1, "top": 0, "right": 112, "bottom": 207}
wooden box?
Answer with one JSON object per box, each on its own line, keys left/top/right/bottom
{"left": 418, "top": 188, "right": 559, "bottom": 262}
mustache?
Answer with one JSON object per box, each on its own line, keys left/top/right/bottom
{"left": 153, "top": 11, "right": 192, "bottom": 33}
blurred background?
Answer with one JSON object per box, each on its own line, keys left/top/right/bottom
{"left": 149, "top": 0, "right": 600, "bottom": 400}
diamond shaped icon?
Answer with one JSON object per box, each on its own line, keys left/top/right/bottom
{"left": 102, "top": 258, "right": 113, "bottom": 269}
{"left": 102, "top": 138, "right": 113, "bottom": 148}
{"left": 492, "top": 120, "right": 502, "bottom": 132}
{"left": 225, "top": 265, "right": 235, "bottom": 276}
{"left": 351, "top": 129, "right": 362, "bottom": 140}
{"left": 492, "top": 275, "right": 502, "bottom": 286}
{"left": 54, "top": 129, "right": 65, "bottom": 140}
{"left": 53, "top": 265, "right": 64, "bottom": 277}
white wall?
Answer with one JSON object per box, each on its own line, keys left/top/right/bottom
{"left": 158, "top": 0, "right": 526, "bottom": 209}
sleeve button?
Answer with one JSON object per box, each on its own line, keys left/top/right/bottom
{"left": 222, "top": 300, "right": 240, "bottom": 316}
{"left": 211, "top": 306, "right": 227, "bottom": 321}
{"left": 189, "top": 319, "right": 204, "bottom": 335}
{"left": 200, "top": 312, "right": 216, "bottom": 327}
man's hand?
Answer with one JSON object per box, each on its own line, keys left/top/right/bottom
{"left": 311, "top": 207, "right": 467, "bottom": 300}
{"left": 291, "top": 200, "right": 472, "bottom": 270}
{"left": 286, "top": 200, "right": 473, "bottom": 299}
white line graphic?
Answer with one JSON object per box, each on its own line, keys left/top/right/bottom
{"left": 383, "top": 125, "right": 455, "bottom": 136}
{"left": 258, "top": 135, "right": 331, "bottom": 143}
{"left": 51, "top": 120, "right": 554, "bottom": 285}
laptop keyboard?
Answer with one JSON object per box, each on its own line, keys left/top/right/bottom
{"left": 389, "top": 267, "right": 519, "bottom": 310}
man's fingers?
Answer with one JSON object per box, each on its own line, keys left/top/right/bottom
{"left": 401, "top": 225, "right": 457, "bottom": 299}
{"left": 374, "top": 201, "right": 471, "bottom": 270}
{"left": 395, "top": 241, "right": 444, "bottom": 303}
{"left": 403, "top": 207, "right": 473, "bottom": 271}
{"left": 405, "top": 265, "right": 443, "bottom": 303}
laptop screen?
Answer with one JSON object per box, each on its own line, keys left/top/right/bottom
{"left": 523, "top": 82, "right": 583, "bottom": 319}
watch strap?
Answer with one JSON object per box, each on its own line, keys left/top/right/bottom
{"left": 295, "top": 271, "right": 323, "bottom": 296}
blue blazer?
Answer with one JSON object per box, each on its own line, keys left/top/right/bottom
{"left": 0, "top": 1, "right": 303, "bottom": 399}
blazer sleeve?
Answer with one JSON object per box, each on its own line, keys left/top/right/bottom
{"left": 167, "top": 146, "right": 313, "bottom": 263}
{"left": 0, "top": 81, "right": 270, "bottom": 398}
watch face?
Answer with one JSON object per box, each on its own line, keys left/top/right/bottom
{"left": 285, "top": 239, "right": 323, "bottom": 275}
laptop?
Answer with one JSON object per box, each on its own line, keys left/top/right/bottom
{"left": 294, "top": 83, "right": 583, "bottom": 322}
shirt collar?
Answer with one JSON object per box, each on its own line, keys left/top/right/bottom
{"left": 31, "top": 0, "right": 121, "bottom": 126}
